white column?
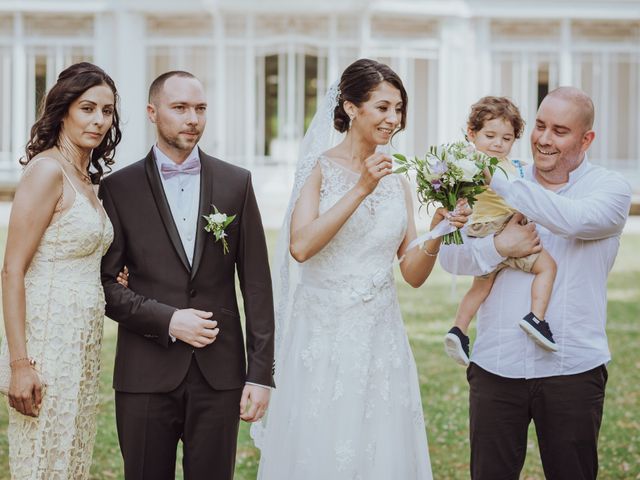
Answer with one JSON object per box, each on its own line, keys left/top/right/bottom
{"left": 437, "top": 17, "right": 473, "bottom": 142}
{"left": 1, "top": 53, "right": 11, "bottom": 157}
{"left": 286, "top": 40, "right": 295, "bottom": 143}
{"left": 572, "top": 53, "right": 582, "bottom": 86}
{"left": 397, "top": 51, "right": 409, "bottom": 154}
{"left": 245, "top": 14, "right": 256, "bottom": 168}
{"left": 214, "top": 12, "right": 226, "bottom": 158}
{"left": 520, "top": 52, "right": 531, "bottom": 119}
{"left": 277, "top": 50, "right": 286, "bottom": 155}
{"left": 93, "top": 11, "right": 115, "bottom": 73}
{"left": 635, "top": 54, "right": 640, "bottom": 174}
{"left": 427, "top": 58, "right": 438, "bottom": 144}
{"left": 52, "top": 46, "right": 64, "bottom": 87}
{"left": 629, "top": 54, "right": 637, "bottom": 169}
{"left": 327, "top": 14, "right": 339, "bottom": 84}
{"left": 359, "top": 12, "right": 371, "bottom": 58}
{"left": 476, "top": 18, "right": 492, "bottom": 96}
{"left": 559, "top": 18, "right": 572, "bottom": 86}
{"left": 599, "top": 52, "right": 610, "bottom": 167}
{"left": 112, "top": 6, "right": 147, "bottom": 166}
{"left": 522, "top": 52, "right": 534, "bottom": 161}
{"left": 255, "top": 55, "right": 265, "bottom": 160}
{"left": 12, "top": 12, "right": 26, "bottom": 170}
{"left": 317, "top": 51, "right": 327, "bottom": 100}
{"left": 295, "top": 51, "right": 304, "bottom": 139}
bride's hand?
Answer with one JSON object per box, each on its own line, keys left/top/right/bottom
{"left": 355, "top": 153, "right": 393, "bottom": 196}
{"left": 430, "top": 199, "right": 472, "bottom": 230}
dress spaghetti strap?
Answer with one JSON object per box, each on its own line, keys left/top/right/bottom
{"left": 57, "top": 165, "right": 80, "bottom": 195}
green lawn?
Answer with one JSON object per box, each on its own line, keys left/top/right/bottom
{"left": 0, "top": 229, "right": 638, "bottom": 479}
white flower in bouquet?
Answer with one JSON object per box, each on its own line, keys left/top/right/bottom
{"left": 457, "top": 158, "right": 482, "bottom": 182}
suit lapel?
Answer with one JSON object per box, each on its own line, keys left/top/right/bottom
{"left": 190, "top": 149, "right": 213, "bottom": 281}
{"left": 144, "top": 150, "right": 191, "bottom": 272}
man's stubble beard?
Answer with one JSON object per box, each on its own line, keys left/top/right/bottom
{"left": 159, "top": 128, "right": 204, "bottom": 154}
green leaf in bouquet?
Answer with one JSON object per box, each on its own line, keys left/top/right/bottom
{"left": 393, "top": 166, "right": 408, "bottom": 174}
{"left": 490, "top": 163, "right": 508, "bottom": 178}
{"left": 393, "top": 153, "right": 407, "bottom": 163}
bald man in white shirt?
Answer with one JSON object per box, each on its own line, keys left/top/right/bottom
{"left": 440, "top": 87, "right": 631, "bottom": 480}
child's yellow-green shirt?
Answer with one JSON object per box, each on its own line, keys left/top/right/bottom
{"left": 470, "top": 158, "right": 521, "bottom": 225}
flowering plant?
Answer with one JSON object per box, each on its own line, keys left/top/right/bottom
{"left": 393, "top": 140, "right": 502, "bottom": 245}
{"left": 203, "top": 205, "right": 236, "bottom": 254}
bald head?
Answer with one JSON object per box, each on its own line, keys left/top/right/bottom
{"left": 545, "top": 86, "right": 595, "bottom": 132}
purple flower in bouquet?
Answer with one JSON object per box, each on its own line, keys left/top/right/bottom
{"left": 431, "top": 160, "right": 448, "bottom": 177}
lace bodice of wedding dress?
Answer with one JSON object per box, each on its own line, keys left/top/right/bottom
{"left": 299, "top": 156, "right": 407, "bottom": 301}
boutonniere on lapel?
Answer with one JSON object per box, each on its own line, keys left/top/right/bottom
{"left": 203, "top": 205, "right": 236, "bottom": 255}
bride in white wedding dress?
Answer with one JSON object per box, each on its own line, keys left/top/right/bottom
{"left": 252, "top": 59, "right": 470, "bottom": 480}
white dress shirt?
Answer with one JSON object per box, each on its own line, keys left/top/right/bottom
{"left": 154, "top": 145, "right": 200, "bottom": 264}
{"left": 440, "top": 158, "right": 632, "bottom": 379}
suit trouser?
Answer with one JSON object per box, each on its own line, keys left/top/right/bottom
{"left": 115, "top": 356, "right": 243, "bottom": 480}
{"left": 467, "top": 363, "right": 607, "bottom": 480}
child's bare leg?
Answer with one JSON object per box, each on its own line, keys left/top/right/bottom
{"left": 519, "top": 248, "right": 558, "bottom": 351}
{"left": 445, "top": 273, "right": 497, "bottom": 366}
{"left": 529, "top": 249, "right": 557, "bottom": 320}
{"left": 454, "top": 273, "right": 497, "bottom": 334}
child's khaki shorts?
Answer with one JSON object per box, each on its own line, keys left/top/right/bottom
{"left": 467, "top": 213, "right": 539, "bottom": 275}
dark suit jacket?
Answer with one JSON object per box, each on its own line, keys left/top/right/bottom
{"left": 100, "top": 148, "right": 274, "bottom": 393}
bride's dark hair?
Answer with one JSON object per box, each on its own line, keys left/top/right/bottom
{"left": 23, "top": 62, "right": 122, "bottom": 184}
{"left": 334, "top": 58, "right": 408, "bottom": 136}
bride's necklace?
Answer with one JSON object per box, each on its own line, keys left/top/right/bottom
{"left": 60, "top": 152, "right": 92, "bottom": 184}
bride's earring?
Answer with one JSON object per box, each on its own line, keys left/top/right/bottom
{"left": 349, "top": 114, "right": 355, "bottom": 129}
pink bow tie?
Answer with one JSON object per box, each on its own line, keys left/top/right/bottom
{"left": 160, "top": 157, "right": 201, "bottom": 179}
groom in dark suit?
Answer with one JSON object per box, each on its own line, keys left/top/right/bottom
{"left": 100, "top": 71, "right": 274, "bottom": 480}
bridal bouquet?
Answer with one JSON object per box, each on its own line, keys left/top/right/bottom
{"left": 393, "top": 140, "right": 501, "bottom": 245}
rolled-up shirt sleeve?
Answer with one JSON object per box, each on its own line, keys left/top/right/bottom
{"left": 489, "top": 167, "right": 631, "bottom": 241}
{"left": 439, "top": 233, "right": 505, "bottom": 276}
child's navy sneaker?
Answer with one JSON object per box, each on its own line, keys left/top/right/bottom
{"left": 444, "top": 327, "right": 470, "bottom": 366}
{"left": 519, "top": 312, "right": 558, "bottom": 351}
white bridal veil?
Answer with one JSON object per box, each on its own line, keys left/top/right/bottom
{"left": 251, "top": 81, "right": 342, "bottom": 446}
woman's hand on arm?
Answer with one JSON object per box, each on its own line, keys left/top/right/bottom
{"left": 117, "top": 266, "right": 129, "bottom": 288}
{"left": 2, "top": 159, "right": 63, "bottom": 416}
{"left": 289, "top": 154, "right": 392, "bottom": 263}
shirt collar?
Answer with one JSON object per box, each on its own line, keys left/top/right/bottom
{"left": 567, "top": 154, "right": 590, "bottom": 184}
{"left": 153, "top": 144, "right": 200, "bottom": 168}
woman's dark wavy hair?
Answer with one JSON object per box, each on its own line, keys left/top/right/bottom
{"left": 334, "top": 58, "right": 408, "bottom": 138}
{"left": 22, "top": 62, "right": 122, "bottom": 184}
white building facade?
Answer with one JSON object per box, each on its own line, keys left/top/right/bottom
{"left": 0, "top": 0, "right": 639, "bottom": 196}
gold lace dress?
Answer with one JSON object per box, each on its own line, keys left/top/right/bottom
{"left": 4, "top": 164, "right": 114, "bottom": 479}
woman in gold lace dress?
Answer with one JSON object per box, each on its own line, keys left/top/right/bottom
{"left": 1, "top": 62, "right": 121, "bottom": 479}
